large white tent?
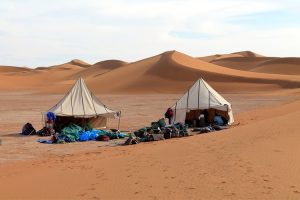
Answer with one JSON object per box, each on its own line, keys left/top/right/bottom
{"left": 171, "top": 78, "right": 234, "bottom": 125}
{"left": 48, "top": 77, "right": 119, "bottom": 128}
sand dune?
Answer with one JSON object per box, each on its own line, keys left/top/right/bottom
{"left": 252, "top": 57, "right": 300, "bottom": 75}
{"left": 231, "top": 50, "right": 264, "bottom": 58}
{"left": 0, "top": 60, "right": 86, "bottom": 92}
{"left": 88, "top": 50, "right": 223, "bottom": 93}
{"left": 0, "top": 65, "right": 31, "bottom": 73}
{"left": 200, "top": 52, "right": 300, "bottom": 76}
{"left": 199, "top": 51, "right": 263, "bottom": 62}
{"left": 36, "top": 59, "right": 90, "bottom": 71}
{"left": 86, "top": 50, "right": 300, "bottom": 93}
{"left": 210, "top": 57, "right": 275, "bottom": 71}
{"left": 77, "top": 59, "right": 127, "bottom": 78}
{"left": 69, "top": 59, "right": 90, "bottom": 68}
{"left": 0, "top": 50, "right": 299, "bottom": 94}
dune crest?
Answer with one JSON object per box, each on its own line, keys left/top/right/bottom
{"left": 199, "top": 51, "right": 263, "bottom": 62}
{"left": 68, "top": 59, "right": 90, "bottom": 68}
{"left": 0, "top": 65, "right": 31, "bottom": 73}
{"left": 73, "top": 59, "right": 127, "bottom": 78}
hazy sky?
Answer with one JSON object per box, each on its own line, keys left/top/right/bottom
{"left": 0, "top": 0, "right": 300, "bottom": 67}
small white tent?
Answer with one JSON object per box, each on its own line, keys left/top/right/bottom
{"left": 171, "top": 78, "right": 234, "bottom": 125}
{"left": 48, "top": 77, "right": 119, "bottom": 128}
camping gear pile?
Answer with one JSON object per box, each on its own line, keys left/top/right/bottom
{"left": 124, "top": 118, "right": 188, "bottom": 145}
{"left": 41, "top": 122, "right": 128, "bottom": 144}
{"left": 38, "top": 124, "right": 127, "bottom": 144}
{"left": 35, "top": 111, "right": 127, "bottom": 144}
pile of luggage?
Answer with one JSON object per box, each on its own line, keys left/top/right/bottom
{"left": 49, "top": 123, "right": 127, "bottom": 143}
{"left": 125, "top": 118, "right": 188, "bottom": 145}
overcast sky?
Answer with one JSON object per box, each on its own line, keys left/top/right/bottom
{"left": 0, "top": 0, "right": 300, "bottom": 67}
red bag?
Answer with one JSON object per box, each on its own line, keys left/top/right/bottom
{"left": 98, "top": 135, "right": 110, "bottom": 141}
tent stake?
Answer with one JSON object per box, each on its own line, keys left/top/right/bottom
{"left": 117, "top": 111, "right": 121, "bottom": 131}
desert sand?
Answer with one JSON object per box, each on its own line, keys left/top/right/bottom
{"left": 0, "top": 50, "right": 300, "bottom": 199}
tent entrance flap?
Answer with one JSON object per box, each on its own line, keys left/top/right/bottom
{"left": 185, "top": 108, "right": 230, "bottom": 124}
{"left": 55, "top": 116, "right": 108, "bottom": 130}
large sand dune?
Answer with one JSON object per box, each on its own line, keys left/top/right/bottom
{"left": 0, "top": 50, "right": 299, "bottom": 94}
{"left": 87, "top": 51, "right": 300, "bottom": 93}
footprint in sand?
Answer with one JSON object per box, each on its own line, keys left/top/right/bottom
{"left": 186, "top": 187, "right": 196, "bottom": 190}
{"left": 78, "top": 193, "right": 87, "bottom": 197}
{"left": 225, "top": 192, "right": 236, "bottom": 196}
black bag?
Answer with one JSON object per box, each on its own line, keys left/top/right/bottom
{"left": 163, "top": 128, "right": 172, "bottom": 139}
{"left": 21, "top": 123, "right": 36, "bottom": 135}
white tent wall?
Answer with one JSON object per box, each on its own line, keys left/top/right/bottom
{"left": 172, "top": 78, "right": 234, "bottom": 125}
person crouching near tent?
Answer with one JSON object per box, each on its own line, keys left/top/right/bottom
{"left": 164, "top": 108, "right": 174, "bottom": 125}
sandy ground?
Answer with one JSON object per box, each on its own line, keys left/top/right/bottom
{"left": 0, "top": 89, "right": 300, "bottom": 199}
{"left": 0, "top": 91, "right": 296, "bottom": 164}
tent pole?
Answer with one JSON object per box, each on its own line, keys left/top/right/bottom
{"left": 41, "top": 112, "right": 45, "bottom": 127}
{"left": 173, "top": 102, "right": 177, "bottom": 125}
{"left": 117, "top": 111, "right": 121, "bottom": 131}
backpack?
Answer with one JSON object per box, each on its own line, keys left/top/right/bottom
{"left": 21, "top": 123, "right": 36, "bottom": 135}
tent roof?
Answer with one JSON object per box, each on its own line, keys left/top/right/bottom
{"left": 172, "top": 78, "right": 232, "bottom": 110}
{"left": 48, "top": 77, "right": 118, "bottom": 118}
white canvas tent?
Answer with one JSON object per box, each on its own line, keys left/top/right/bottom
{"left": 48, "top": 77, "right": 120, "bottom": 128}
{"left": 171, "top": 78, "right": 234, "bottom": 125}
